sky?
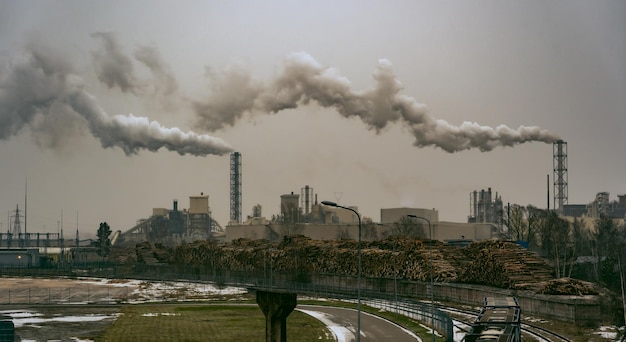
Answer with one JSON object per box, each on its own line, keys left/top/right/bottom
{"left": 0, "top": 1, "right": 624, "bottom": 236}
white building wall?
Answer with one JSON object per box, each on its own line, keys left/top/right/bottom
{"left": 433, "top": 222, "right": 496, "bottom": 241}
{"left": 226, "top": 221, "right": 496, "bottom": 243}
{"left": 381, "top": 208, "right": 439, "bottom": 224}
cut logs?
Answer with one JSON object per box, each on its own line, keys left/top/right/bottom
{"left": 119, "top": 236, "right": 599, "bottom": 295}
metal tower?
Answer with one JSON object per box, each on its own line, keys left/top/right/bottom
{"left": 230, "top": 152, "right": 242, "bottom": 223}
{"left": 300, "top": 185, "right": 314, "bottom": 215}
{"left": 553, "top": 140, "right": 568, "bottom": 213}
{"left": 11, "top": 204, "right": 23, "bottom": 235}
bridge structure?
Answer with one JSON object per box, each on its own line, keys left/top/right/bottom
{"left": 128, "top": 264, "right": 455, "bottom": 342}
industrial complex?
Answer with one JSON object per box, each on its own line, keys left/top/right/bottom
{"left": 1, "top": 140, "right": 625, "bottom": 267}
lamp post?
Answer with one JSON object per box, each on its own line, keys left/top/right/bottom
{"left": 408, "top": 214, "right": 435, "bottom": 342}
{"left": 322, "top": 200, "right": 361, "bottom": 342}
{"left": 377, "top": 223, "right": 399, "bottom": 319}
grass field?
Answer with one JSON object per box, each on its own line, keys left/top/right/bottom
{"left": 96, "top": 304, "right": 335, "bottom": 342}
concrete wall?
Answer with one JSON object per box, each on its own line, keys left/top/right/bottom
{"left": 433, "top": 222, "right": 497, "bottom": 241}
{"left": 431, "top": 282, "right": 604, "bottom": 325}
{"left": 308, "top": 274, "right": 606, "bottom": 324}
{"left": 226, "top": 223, "right": 381, "bottom": 242}
{"left": 226, "top": 221, "right": 501, "bottom": 243}
{"left": 189, "top": 195, "right": 209, "bottom": 214}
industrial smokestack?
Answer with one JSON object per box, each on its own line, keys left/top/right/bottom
{"left": 193, "top": 52, "right": 561, "bottom": 152}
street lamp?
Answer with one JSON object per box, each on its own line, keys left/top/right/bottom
{"left": 377, "top": 223, "right": 399, "bottom": 319}
{"left": 322, "top": 200, "right": 362, "bottom": 342}
{"left": 408, "top": 214, "right": 435, "bottom": 342}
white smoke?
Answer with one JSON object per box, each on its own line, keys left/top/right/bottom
{"left": 194, "top": 52, "right": 560, "bottom": 152}
{"left": 1, "top": 37, "right": 559, "bottom": 156}
{"left": 91, "top": 31, "right": 178, "bottom": 98}
{"left": 0, "top": 45, "right": 233, "bottom": 156}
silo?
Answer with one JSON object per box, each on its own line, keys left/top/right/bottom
{"left": 281, "top": 192, "right": 300, "bottom": 224}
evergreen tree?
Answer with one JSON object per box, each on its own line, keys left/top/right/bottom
{"left": 96, "top": 222, "right": 112, "bottom": 261}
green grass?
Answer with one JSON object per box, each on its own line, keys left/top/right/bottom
{"left": 96, "top": 304, "right": 334, "bottom": 342}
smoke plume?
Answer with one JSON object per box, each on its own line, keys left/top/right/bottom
{"left": 91, "top": 32, "right": 178, "bottom": 97}
{"left": 0, "top": 45, "right": 232, "bottom": 156}
{"left": 194, "top": 52, "right": 560, "bottom": 152}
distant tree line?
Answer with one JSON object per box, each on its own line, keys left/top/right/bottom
{"left": 502, "top": 204, "right": 626, "bottom": 291}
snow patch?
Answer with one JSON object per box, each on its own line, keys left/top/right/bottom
{"left": 297, "top": 309, "right": 353, "bottom": 342}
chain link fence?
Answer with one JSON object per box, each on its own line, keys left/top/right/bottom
{"left": 0, "top": 264, "right": 454, "bottom": 341}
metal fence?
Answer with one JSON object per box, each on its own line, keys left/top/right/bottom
{"left": 0, "top": 265, "right": 454, "bottom": 341}
{"left": 0, "top": 286, "right": 130, "bottom": 305}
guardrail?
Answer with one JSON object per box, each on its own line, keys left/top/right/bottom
{"left": 0, "top": 265, "right": 454, "bottom": 341}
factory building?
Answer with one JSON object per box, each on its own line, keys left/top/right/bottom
{"left": 561, "top": 192, "right": 626, "bottom": 230}
{"left": 468, "top": 188, "right": 503, "bottom": 225}
{"left": 0, "top": 249, "right": 40, "bottom": 267}
{"left": 117, "top": 194, "right": 224, "bottom": 246}
{"left": 381, "top": 208, "right": 438, "bottom": 225}
{"left": 226, "top": 186, "right": 499, "bottom": 244}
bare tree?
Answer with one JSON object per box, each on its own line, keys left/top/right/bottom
{"left": 503, "top": 204, "right": 539, "bottom": 247}
{"left": 568, "top": 218, "right": 590, "bottom": 277}
{"left": 525, "top": 206, "right": 545, "bottom": 249}
{"left": 539, "top": 210, "right": 571, "bottom": 278}
{"left": 592, "top": 215, "right": 620, "bottom": 284}
{"left": 504, "top": 204, "right": 526, "bottom": 241}
{"left": 393, "top": 216, "right": 425, "bottom": 238}
{"left": 361, "top": 217, "right": 378, "bottom": 241}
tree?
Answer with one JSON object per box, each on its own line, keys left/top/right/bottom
{"left": 393, "top": 216, "right": 425, "bottom": 238}
{"left": 503, "top": 204, "right": 539, "bottom": 247}
{"left": 95, "top": 222, "right": 112, "bottom": 261}
{"left": 569, "top": 218, "right": 591, "bottom": 277}
{"left": 592, "top": 215, "right": 620, "bottom": 285}
{"left": 539, "top": 210, "right": 571, "bottom": 278}
{"left": 361, "top": 217, "right": 378, "bottom": 241}
{"left": 504, "top": 204, "right": 526, "bottom": 242}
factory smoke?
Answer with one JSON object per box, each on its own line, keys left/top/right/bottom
{"left": 0, "top": 44, "right": 232, "bottom": 156}
{"left": 1, "top": 34, "right": 558, "bottom": 156}
{"left": 194, "top": 52, "right": 560, "bottom": 152}
{"left": 91, "top": 32, "right": 178, "bottom": 97}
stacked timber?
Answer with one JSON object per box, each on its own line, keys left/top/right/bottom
{"left": 161, "top": 236, "right": 608, "bottom": 295}
{"left": 458, "top": 240, "right": 554, "bottom": 289}
{"left": 169, "top": 236, "right": 460, "bottom": 282}
{"left": 108, "top": 246, "right": 137, "bottom": 264}
{"left": 135, "top": 242, "right": 172, "bottom": 265}
{"left": 537, "top": 278, "right": 599, "bottom": 296}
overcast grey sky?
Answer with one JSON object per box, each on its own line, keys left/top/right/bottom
{"left": 0, "top": 1, "right": 624, "bottom": 235}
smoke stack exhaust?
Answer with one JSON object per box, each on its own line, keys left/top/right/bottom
{"left": 194, "top": 52, "right": 560, "bottom": 152}
{"left": 0, "top": 44, "right": 232, "bottom": 156}
{"left": 0, "top": 37, "right": 559, "bottom": 155}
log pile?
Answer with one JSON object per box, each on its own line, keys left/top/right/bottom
{"left": 108, "top": 246, "right": 137, "bottom": 264}
{"left": 169, "top": 236, "right": 461, "bottom": 282}
{"left": 135, "top": 242, "right": 172, "bottom": 265}
{"left": 103, "top": 236, "right": 603, "bottom": 295}
{"left": 458, "top": 240, "right": 554, "bottom": 289}
{"left": 537, "top": 278, "right": 599, "bottom": 296}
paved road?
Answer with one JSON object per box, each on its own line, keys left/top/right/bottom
{"left": 298, "top": 305, "right": 421, "bottom": 342}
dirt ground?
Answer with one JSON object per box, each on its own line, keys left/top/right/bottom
{"left": 1, "top": 276, "right": 250, "bottom": 341}
{"left": 0, "top": 277, "right": 139, "bottom": 341}
{"left": 3, "top": 305, "right": 120, "bottom": 341}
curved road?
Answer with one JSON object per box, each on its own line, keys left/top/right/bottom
{"left": 298, "top": 305, "right": 420, "bottom": 342}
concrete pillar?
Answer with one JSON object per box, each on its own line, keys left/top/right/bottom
{"left": 256, "top": 291, "right": 297, "bottom": 342}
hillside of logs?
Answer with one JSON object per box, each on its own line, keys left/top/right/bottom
{"left": 111, "top": 235, "right": 602, "bottom": 296}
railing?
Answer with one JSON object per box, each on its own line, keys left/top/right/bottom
{"left": 0, "top": 265, "right": 454, "bottom": 341}
{"left": 0, "top": 286, "right": 130, "bottom": 305}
